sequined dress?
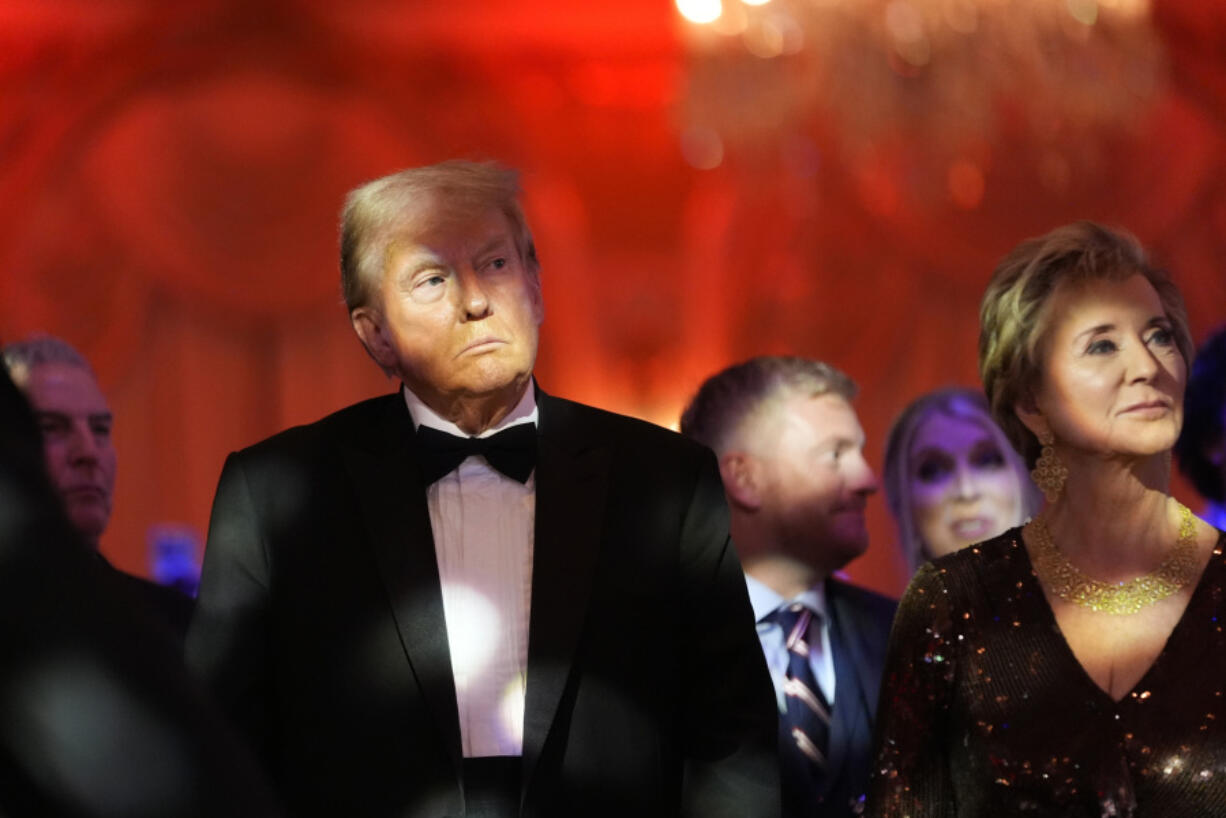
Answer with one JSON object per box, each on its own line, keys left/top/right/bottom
{"left": 865, "top": 527, "right": 1226, "bottom": 817}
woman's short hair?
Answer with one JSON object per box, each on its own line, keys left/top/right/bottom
{"left": 883, "top": 387, "right": 1040, "bottom": 574}
{"left": 339, "top": 159, "right": 539, "bottom": 312}
{"left": 1175, "top": 325, "right": 1226, "bottom": 503}
{"left": 979, "top": 221, "right": 1194, "bottom": 469}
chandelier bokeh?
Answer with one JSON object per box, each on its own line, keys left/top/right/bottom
{"left": 677, "top": 0, "right": 1164, "bottom": 175}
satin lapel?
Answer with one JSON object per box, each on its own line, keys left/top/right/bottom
{"left": 340, "top": 396, "right": 463, "bottom": 772}
{"left": 520, "top": 395, "right": 610, "bottom": 798}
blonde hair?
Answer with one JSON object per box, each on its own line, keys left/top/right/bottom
{"left": 680, "top": 356, "right": 857, "bottom": 456}
{"left": 339, "top": 159, "right": 538, "bottom": 312}
{"left": 979, "top": 221, "right": 1194, "bottom": 468}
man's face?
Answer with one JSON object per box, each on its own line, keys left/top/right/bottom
{"left": 22, "top": 363, "right": 116, "bottom": 546}
{"left": 352, "top": 200, "right": 543, "bottom": 415}
{"left": 749, "top": 392, "right": 878, "bottom": 574}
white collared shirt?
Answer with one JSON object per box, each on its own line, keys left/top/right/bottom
{"left": 744, "top": 574, "right": 837, "bottom": 713}
{"left": 403, "top": 385, "right": 537, "bottom": 758}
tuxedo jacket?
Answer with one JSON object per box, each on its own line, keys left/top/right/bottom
{"left": 806, "top": 579, "right": 896, "bottom": 818}
{"left": 186, "top": 389, "right": 780, "bottom": 818}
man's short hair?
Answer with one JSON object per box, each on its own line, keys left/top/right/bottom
{"left": 979, "top": 221, "right": 1194, "bottom": 469}
{"left": 339, "top": 159, "right": 539, "bottom": 312}
{"left": 1176, "top": 325, "right": 1226, "bottom": 503}
{"left": 2, "top": 335, "right": 93, "bottom": 388}
{"left": 680, "top": 356, "right": 857, "bottom": 455}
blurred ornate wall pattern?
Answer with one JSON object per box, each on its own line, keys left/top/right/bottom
{"left": 1, "top": 0, "right": 1224, "bottom": 596}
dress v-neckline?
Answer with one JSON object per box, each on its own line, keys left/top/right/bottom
{"left": 1013, "top": 528, "right": 1225, "bottom": 706}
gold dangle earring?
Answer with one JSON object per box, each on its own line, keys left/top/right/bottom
{"left": 1031, "top": 429, "right": 1067, "bottom": 503}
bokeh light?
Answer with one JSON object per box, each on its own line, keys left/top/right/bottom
{"left": 440, "top": 584, "right": 501, "bottom": 689}
{"left": 676, "top": 0, "right": 722, "bottom": 24}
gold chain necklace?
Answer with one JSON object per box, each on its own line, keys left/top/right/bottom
{"left": 1028, "top": 502, "right": 1199, "bottom": 615}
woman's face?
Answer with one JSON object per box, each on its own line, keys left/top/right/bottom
{"left": 909, "top": 410, "right": 1024, "bottom": 559}
{"left": 1030, "top": 274, "right": 1186, "bottom": 461}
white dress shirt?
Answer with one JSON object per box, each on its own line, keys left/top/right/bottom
{"left": 403, "top": 385, "right": 537, "bottom": 758}
{"left": 744, "top": 574, "right": 837, "bottom": 713}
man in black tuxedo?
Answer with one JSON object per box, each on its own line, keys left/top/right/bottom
{"left": 2, "top": 336, "right": 195, "bottom": 641}
{"left": 681, "top": 357, "right": 897, "bottom": 818}
{"left": 186, "top": 160, "right": 778, "bottom": 817}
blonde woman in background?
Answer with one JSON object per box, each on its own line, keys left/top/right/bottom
{"left": 883, "top": 387, "right": 1040, "bottom": 576}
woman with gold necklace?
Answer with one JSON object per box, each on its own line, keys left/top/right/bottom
{"left": 865, "top": 222, "right": 1225, "bottom": 817}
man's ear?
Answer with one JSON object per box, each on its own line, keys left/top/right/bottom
{"left": 350, "top": 307, "right": 398, "bottom": 376}
{"left": 528, "top": 269, "right": 545, "bottom": 326}
{"left": 719, "top": 452, "right": 762, "bottom": 512}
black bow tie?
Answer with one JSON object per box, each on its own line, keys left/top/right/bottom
{"left": 415, "top": 424, "right": 538, "bottom": 485}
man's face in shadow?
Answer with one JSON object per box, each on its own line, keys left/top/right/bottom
{"left": 21, "top": 363, "right": 116, "bottom": 546}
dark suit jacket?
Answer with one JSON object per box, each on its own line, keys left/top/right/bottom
{"left": 805, "top": 579, "right": 896, "bottom": 818}
{"left": 0, "top": 367, "right": 280, "bottom": 817}
{"left": 100, "top": 555, "right": 195, "bottom": 645}
{"left": 186, "top": 388, "right": 780, "bottom": 818}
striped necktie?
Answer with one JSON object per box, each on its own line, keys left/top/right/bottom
{"left": 771, "top": 603, "right": 832, "bottom": 772}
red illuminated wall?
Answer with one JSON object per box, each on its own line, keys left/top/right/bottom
{"left": 2, "top": 0, "right": 1225, "bottom": 597}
